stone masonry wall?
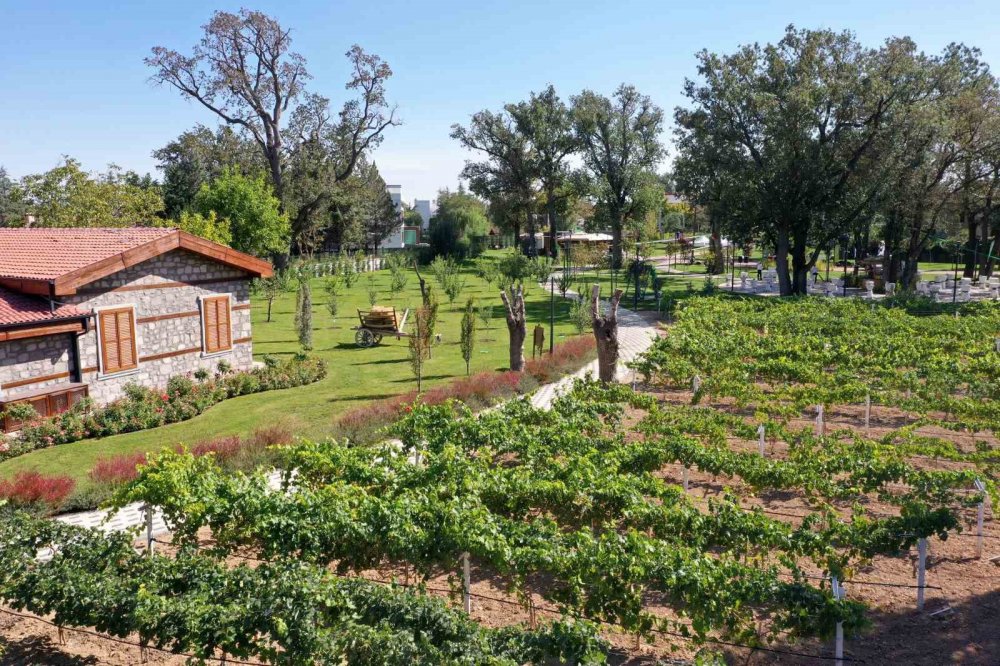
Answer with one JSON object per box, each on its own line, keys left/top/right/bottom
{"left": 63, "top": 249, "right": 255, "bottom": 405}
{"left": 0, "top": 333, "right": 76, "bottom": 400}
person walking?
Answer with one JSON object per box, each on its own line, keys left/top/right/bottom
{"left": 756, "top": 261, "right": 763, "bottom": 280}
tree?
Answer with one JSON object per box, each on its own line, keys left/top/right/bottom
{"left": 324, "top": 275, "right": 342, "bottom": 319}
{"left": 0, "top": 167, "right": 28, "bottom": 226}
{"left": 451, "top": 108, "right": 535, "bottom": 249}
{"left": 499, "top": 285, "right": 527, "bottom": 372}
{"left": 255, "top": 269, "right": 292, "bottom": 322}
{"left": 147, "top": 9, "right": 398, "bottom": 248}
{"left": 21, "top": 158, "right": 164, "bottom": 227}
{"left": 510, "top": 85, "right": 578, "bottom": 259}
{"left": 460, "top": 298, "right": 476, "bottom": 375}
{"left": 572, "top": 85, "right": 665, "bottom": 267}
{"left": 296, "top": 279, "right": 313, "bottom": 350}
{"left": 156, "top": 210, "right": 231, "bottom": 245}
{"left": 590, "top": 285, "right": 624, "bottom": 383}
{"left": 153, "top": 125, "right": 263, "bottom": 218}
{"left": 408, "top": 306, "right": 432, "bottom": 391}
{"left": 674, "top": 27, "right": 932, "bottom": 294}
{"left": 194, "top": 168, "right": 289, "bottom": 257}
{"left": 427, "top": 188, "right": 489, "bottom": 258}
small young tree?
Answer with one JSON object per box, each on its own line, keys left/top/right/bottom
{"left": 255, "top": 268, "right": 292, "bottom": 323}
{"left": 390, "top": 265, "right": 408, "bottom": 295}
{"left": 324, "top": 276, "right": 342, "bottom": 319}
{"left": 297, "top": 280, "right": 313, "bottom": 351}
{"left": 460, "top": 298, "right": 476, "bottom": 375}
{"left": 500, "top": 285, "right": 527, "bottom": 372}
{"left": 443, "top": 273, "right": 466, "bottom": 304}
{"left": 340, "top": 251, "right": 359, "bottom": 288}
{"left": 590, "top": 284, "right": 624, "bottom": 382}
{"left": 366, "top": 274, "right": 378, "bottom": 307}
{"left": 408, "top": 306, "right": 431, "bottom": 391}
{"left": 570, "top": 296, "right": 592, "bottom": 334}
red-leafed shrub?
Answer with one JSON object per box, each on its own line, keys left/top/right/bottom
{"left": 0, "top": 471, "right": 75, "bottom": 508}
{"left": 335, "top": 337, "right": 594, "bottom": 443}
{"left": 191, "top": 435, "right": 244, "bottom": 460}
{"left": 89, "top": 451, "right": 147, "bottom": 486}
{"left": 246, "top": 424, "right": 293, "bottom": 449}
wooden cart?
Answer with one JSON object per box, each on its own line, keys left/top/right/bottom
{"left": 352, "top": 306, "right": 410, "bottom": 348}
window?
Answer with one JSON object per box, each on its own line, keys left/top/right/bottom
{"left": 98, "top": 307, "right": 138, "bottom": 374}
{"left": 202, "top": 296, "right": 232, "bottom": 354}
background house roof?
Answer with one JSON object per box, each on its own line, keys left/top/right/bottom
{"left": 0, "top": 287, "right": 88, "bottom": 328}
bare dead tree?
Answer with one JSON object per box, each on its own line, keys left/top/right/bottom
{"left": 499, "top": 285, "right": 527, "bottom": 372}
{"left": 146, "top": 9, "right": 398, "bottom": 210}
{"left": 591, "top": 284, "right": 624, "bottom": 383}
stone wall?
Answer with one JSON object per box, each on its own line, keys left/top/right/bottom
{"left": 0, "top": 333, "right": 76, "bottom": 400}
{"left": 64, "top": 249, "right": 255, "bottom": 405}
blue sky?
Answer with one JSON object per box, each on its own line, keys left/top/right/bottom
{"left": 1, "top": 0, "right": 998, "bottom": 202}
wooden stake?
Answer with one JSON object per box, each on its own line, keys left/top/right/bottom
{"left": 682, "top": 467, "right": 689, "bottom": 491}
{"left": 145, "top": 504, "right": 154, "bottom": 556}
{"left": 461, "top": 552, "right": 471, "bottom": 613}
{"left": 975, "top": 480, "right": 987, "bottom": 559}
{"left": 757, "top": 424, "right": 765, "bottom": 457}
{"left": 917, "top": 538, "right": 927, "bottom": 610}
{"left": 864, "top": 394, "right": 871, "bottom": 434}
{"left": 815, "top": 404, "right": 824, "bottom": 437}
{"left": 831, "top": 576, "right": 844, "bottom": 666}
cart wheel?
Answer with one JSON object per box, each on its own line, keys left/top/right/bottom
{"left": 355, "top": 329, "right": 376, "bottom": 348}
{"left": 373, "top": 333, "right": 383, "bottom": 344}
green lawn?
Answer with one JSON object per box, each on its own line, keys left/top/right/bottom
{"left": 0, "top": 253, "right": 580, "bottom": 488}
{"left": 564, "top": 267, "right": 715, "bottom": 312}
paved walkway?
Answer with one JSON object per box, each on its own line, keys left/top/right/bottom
{"left": 52, "top": 287, "right": 660, "bottom": 538}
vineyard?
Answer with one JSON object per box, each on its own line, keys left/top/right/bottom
{"left": 1, "top": 297, "right": 998, "bottom": 664}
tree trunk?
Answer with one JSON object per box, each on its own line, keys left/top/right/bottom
{"left": 790, "top": 231, "right": 810, "bottom": 295}
{"left": 591, "top": 285, "right": 624, "bottom": 383}
{"left": 775, "top": 230, "right": 792, "bottom": 296}
{"left": 962, "top": 212, "right": 978, "bottom": 278}
{"left": 611, "top": 213, "right": 625, "bottom": 269}
{"left": 500, "top": 286, "right": 526, "bottom": 372}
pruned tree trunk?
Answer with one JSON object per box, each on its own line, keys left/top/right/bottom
{"left": 591, "top": 284, "right": 624, "bottom": 383}
{"left": 500, "top": 286, "right": 527, "bottom": 372}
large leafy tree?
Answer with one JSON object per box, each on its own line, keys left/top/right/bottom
{"left": 427, "top": 187, "right": 490, "bottom": 258}
{"left": 153, "top": 125, "right": 263, "bottom": 218}
{"left": 572, "top": 85, "right": 665, "bottom": 267}
{"left": 509, "top": 85, "right": 578, "bottom": 259}
{"left": 21, "top": 158, "right": 164, "bottom": 227}
{"left": 147, "top": 9, "right": 398, "bottom": 250}
{"left": 674, "top": 27, "right": 939, "bottom": 294}
{"left": 193, "top": 167, "right": 289, "bottom": 257}
{"left": 451, "top": 108, "right": 536, "bottom": 249}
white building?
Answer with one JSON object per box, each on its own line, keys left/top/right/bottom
{"left": 381, "top": 185, "right": 423, "bottom": 250}
{"left": 414, "top": 199, "right": 435, "bottom": 230}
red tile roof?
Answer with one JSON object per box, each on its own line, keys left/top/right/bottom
{"left": 0, "top": 287, "right": 88, "bottom": 328}
{"left": 0, "top": 227, "right": 176, "bottom": 280}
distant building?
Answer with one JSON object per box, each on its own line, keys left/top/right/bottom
{"left": 381, "top": 185, "right": 422, "bottom": 250}
{"left": 413, "top": 199, "right": 435, "bottom": 230}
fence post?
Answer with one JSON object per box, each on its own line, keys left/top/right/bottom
{"left": 757, "top": 424, "right": 766, "bottom": 457}
{"left": 462, "top": 552, "right": 471, "bottom": 613}
{"left": 917, "top": 538, "right": 927, "bottom": 610}
{"left": 832, "top": 575, "right": 845, "bottom": 666}
{"left": 144, "top": 504, "right": 154, "bottom": 557}
{"left": 864, "top": 394, "right": 871, "bottom": 434}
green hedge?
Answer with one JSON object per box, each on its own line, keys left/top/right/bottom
{"left": 0, "top": 356, "right": 326, "bottom": 463}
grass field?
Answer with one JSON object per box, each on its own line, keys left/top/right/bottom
{"left": 0, "top": 253, "right": 580, "bottom": 488}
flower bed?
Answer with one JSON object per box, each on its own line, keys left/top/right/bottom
{"left": 0, "top": 356, "right": 325, "bottom": 463}
{"left": 0, "top": 471, "right": 75, "bottom": 514}
{"left": 335, "top": 335, "right": 596, "bottom": 443}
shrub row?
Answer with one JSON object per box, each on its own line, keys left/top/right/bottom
{"left": 0, "top": 471, "right": 75, "bottom": 512}
{"left": 335, "top": 335, "right": 596, "bottom": 443}
{"left": 0, "top": 356, "right": 325, "bottom": 463}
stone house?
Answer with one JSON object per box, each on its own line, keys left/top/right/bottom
{"left": 0, "top": 228, "right": 272, "bottom": 432}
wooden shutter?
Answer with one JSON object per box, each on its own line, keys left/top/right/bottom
{"left": 203, "top": 297, "right": 232, "bottom": 353}
{"left": 99, "top": 307, "right": 137, "bottom": 374}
